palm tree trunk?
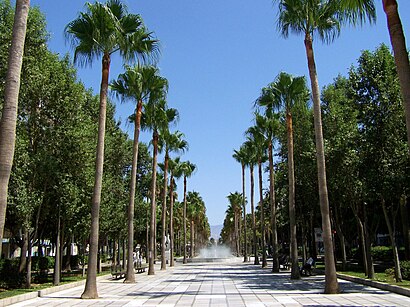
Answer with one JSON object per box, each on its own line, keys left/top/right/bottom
{"left": 161, "top": 154, "right": 169, "bottom": 270}
{"left": 258, "top": 161, "right": 267, "bottom": 268}
{"left": 183, "top": 176, "right": 188, "bottom": 264}
{"left": 242, "top": 164, "right": 248, "bottom": 262}
{"left": 304, "top": 33, "right": 339, "bottom": 293}
{"left": 148, "top": 131, "right": 159, "bottom": 275}
{"left": 287, "top": 112, "right": 299, "bottom": 279}
{"left": 268, "top": 141, "right": 279, "bottom": 272}
{"left": 234, "top": 212, "right": 239, "bottom": 257}
{"left": 124, "top": 101, "right": 142, "bottom": 283}
{"left": 250, "top": 165, "right": 259, "bottom": 265}
{"left": 383, "top": 0, "right": 410, "bottom": 157}
{"left": 81, "top": 52, "right": 110, "bottom": 299}
{"left": 169, "top": 175, "right": 175, "bottom": 266}
{"left": 0, "top": 0, "right": 30, "bottom": 256}
{"left": 190, "top": 220, "right": 194, "bottom": 258}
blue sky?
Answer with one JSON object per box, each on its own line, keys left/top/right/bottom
{"left": 30, "top": 0, "right": 410, "bottom": 226}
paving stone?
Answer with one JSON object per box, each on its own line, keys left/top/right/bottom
{"left": 7, "top": 259, "right": 410, "bottom": 306}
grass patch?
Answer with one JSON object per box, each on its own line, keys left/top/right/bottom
{"left": 0, "top": 270, "right": 110, "bottom": 299}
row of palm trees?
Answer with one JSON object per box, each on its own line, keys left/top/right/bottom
{"left": 227, "top": 0, "right": 410, "bottom": 295}
{"left": 64, "top": 0, "right": 209, "bottom": 297}
{"left": 0, "top": 0, "right": 209, "bottom": 299}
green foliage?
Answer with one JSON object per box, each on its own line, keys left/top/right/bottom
{"left": 0, "top": 259, "right": 24, "bottom": 289}
{"left": 400, "top": 261, "right": 410, "bottom": 281}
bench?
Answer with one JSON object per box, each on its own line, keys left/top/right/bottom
{"left": 111, "top": 265, "right": 126, "bottom": 279}
{"left": 279, "top": 254, "right": 290, "bottom": 270}
{"left": 134, "top": 261, "right": 148, "bottom": 273}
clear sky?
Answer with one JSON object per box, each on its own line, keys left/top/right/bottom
{"left": 29, "top": 0, "right": 410, "bottom": 226}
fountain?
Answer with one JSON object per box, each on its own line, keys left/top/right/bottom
{"left": 187, "top": 243, "right": 236, "bottom": 263}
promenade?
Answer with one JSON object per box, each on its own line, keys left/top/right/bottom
{"left": 8, "top": 258, "right": 410, "bottom": 306}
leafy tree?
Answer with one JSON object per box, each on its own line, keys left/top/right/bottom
{"left": 349, "top": 44, "right": 410, "bottom": 281}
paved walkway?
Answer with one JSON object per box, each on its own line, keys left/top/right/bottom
{"left": 9, "top": 259, "right": 410, "bottom": 306}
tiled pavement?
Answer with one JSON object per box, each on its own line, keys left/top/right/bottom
{"left": 8, "top": 258, "right": 410, "bottom": 306}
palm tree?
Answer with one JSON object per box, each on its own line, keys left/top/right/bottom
{"left": 243, "top": 140, "right": 259, "bottom": 265}
{"left": 111, "top": 64, "right": 165, "bottom": 282}
{"left": 158, "top": 131, "right": 188, "bottom": 270}
{"left": 233, "top": 145, "right": 249, "bottom": 262}
{"left": 274, "top": 0, "right": 375, "bottom": 293}
{"left": 246, "top": 122, "right": 268, "bottom": 268}
{"left": 168, "top": 157, "right": 183, "bottom": 266}
{"left": 187, "top": 191, "right": 205, "bottom": 257}
{"left": 0, "top": 0, "right": 30, "bottom": 257}
{"left": 382, "top": 0, "right": 410, "bottom": 156}
{"left": 143, "top": 97, "right": 178, "bottom": 275}
{"left": 227, "top": 192, "right": 243, "bottom": 257}
{"left": 180, "top": 161, "right": 197, "bottom": 264}
{"left": 65, "top": 0, "right": 158, "bottom": 297}
{"left": 257, "top": 72, "right": 309, "bottom": 278}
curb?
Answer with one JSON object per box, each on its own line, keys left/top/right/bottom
{"left": 0, "top": 274, "right": 110, "bottom": 306}
{"left": 337, "top": 273, "right": 410, "bottom": 297}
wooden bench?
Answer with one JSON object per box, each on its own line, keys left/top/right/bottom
{"left": 134, "top": 261, "right": 148, "bottom": 273}
{"left": 279, "top": 255, "right": 290, "bottom": 270}
{"left": 111, "top": 265, "right": 126, "bottom": 279}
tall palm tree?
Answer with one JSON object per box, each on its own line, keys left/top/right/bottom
{"left": 257, "top": 72, "right": 309, "bottom": 277}
{"left": 246, "top": 122, "right": 268, "bottom": 268}
{"left": 111, "top": 64, "right": 166, "bottom": 282}
{"left": 143, "top": 98, "right": 178, "bottom": 275}
{"left": 382, "top": 0, "right": 410, "bottom": 156}
{"left": 233, "top": 145, "right": 249, "bottom": 262}
{"left": 0, "top": 0, "right": 30, "bottom": 257}
{"left": 65, "top": 0, "right": 158, "bottom": 297}
{"left": 274, "top": 0, "right": 375, "bottom": 293}
{"left": 227, "top": 192, "right": 243, "bottom": 257}
{"left": 180, "top": 161, "right": 197, "bottom": 264}
{"left": 168, "top": 157, "right": 183, "bottom": 266}
{"left": 158, "top": 131, "right": 188, "bottom": 270}
{"left": 243, "top": 140, "right": 259, "bottom": 265}
{"left": 187, "top": 191, "right": 205, "bottom": 257}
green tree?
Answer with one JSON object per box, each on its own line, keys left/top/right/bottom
{"left": 349, "top": 45, "right": 409, "bottom": 281}
{"left": 274, "top": 0, "right": 375, "bottom": 293}
{"left": 65, "top": 0, "right": 157, "bottom": 295}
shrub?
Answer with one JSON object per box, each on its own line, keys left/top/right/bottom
{"left": 0, "top": 259, "right": 25, "bottom": 289}
{"left": 400, "top": 261, "right": 410, "bottom": 280}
